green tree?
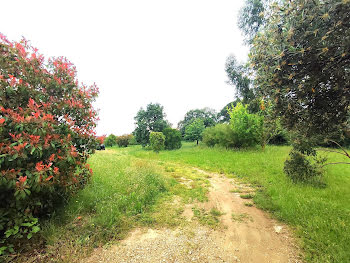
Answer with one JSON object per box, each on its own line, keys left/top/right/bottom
{"left": 104, "top": 134, "right": 117, "bottom": 147}
{"left": 250, "top": 0, "right": 350, "bottom": 162}
{"left": 185, "top": 119, "right": 205, "bottom": 145}
{"left": 133, "top": 103, "right": 169, "bottom": 146}
{"left": 238, "top": 0, "right": 267, "bottom": 44}
{"left": 149, "top": 132, "right": 165, "bottom": 153}
{"left": 178, "top": 108, "right": 217, "bottom": 136}
{"left": 163, "top": 128, "right": 182, "bottom": 150}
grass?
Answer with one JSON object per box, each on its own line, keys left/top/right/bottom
{"left": 231, "top": 212, "right": 253, "bottom": 222}
{"left": 192, "top": 207, "right": 223, "bottom": 227}
{"left": 128, "top": 142, "right": 350, "bottom": 263}
{"left": 15, "top": 147, "right": 211, "bottom": 262}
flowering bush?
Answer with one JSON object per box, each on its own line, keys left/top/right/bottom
{"left": 0, "top": 33, "right": 98, "bottom": 254}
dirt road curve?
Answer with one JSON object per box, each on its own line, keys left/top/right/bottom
{"left": 83, "top": 169, "right": 301, "bottom": 263}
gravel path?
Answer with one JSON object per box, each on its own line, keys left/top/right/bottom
{"left": 83, "top": 169, "right": 301, "bottom": 263}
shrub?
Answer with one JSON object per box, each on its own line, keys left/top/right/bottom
{"left": 128, "top": 134, "right": 138, "bottom": 145}
{"left": 228, "top": 103, "right": 263, "bottom": 148}
{"left": 203, "top": 123, "right": 235, "bottom": 148}
{"left": 149, "top": 132, "right": 165, "bottom": 153}
{"left": 116, "top": 134, "right": 132, "bottom": 147}
{"left": 104, "top": 134, "right": 117, "bottom": 147}
{"left": 163, "top": 128, "right": 182, "bottom": 150}
{"left": 0, "top": 34, "right": 98, "bottom": 254}
{"left": 284, "top": 150, "right": 325, "bottom": 182}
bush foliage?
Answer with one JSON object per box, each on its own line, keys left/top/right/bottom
{"left": 116, "top": 134, "right": 133, "bottom": 147}
{"left": 104, "top": 134, "right": 117, "bottom": 147}
{"left": 0, "top": 34, "right": 98, "bottom": 254}
{"left": 149, "top": 132, "right": 165, "bottom": 153}
{"left": 202, "top": 124, "right": 234, "bottom": 148}
{"left": 284, "top": 150, "right": 325, "bottom": 183}
{"left": 228, "top": 103, "right": 262, "bottom": 148}
{"left": 163, "top": 128, "right": 182, "bottom": 150}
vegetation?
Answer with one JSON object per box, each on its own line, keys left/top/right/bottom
{"left": 184, "top": 119, "right": 205, "bottom": 145}
{"left": 149, "top": 132, "right": 165, "bottom": 153}
{"left": 104, "top": 134, "right": 117, "bottom": 147}
{"left": 177, "top": 108, "right": 217, "bottom": 136}
{"left": 133, "top": 103, "right": 168, "bottom": 146}
{"left": 0, "top": 34, "right": 98, "bottom": 255}
{"left": 249, "top": 0, "right": 350, "bottom": 171}
{"left": 228, "top": 103, "right": 262, "bottom": 148}
{"left": 163, "top": 127, "right": 182, "bottom": 150}
{"left": 116, "top": 134, "right": 133, "bottom": 147}
{"left": 131, "top": 142, "right": 350, "bottom": 262}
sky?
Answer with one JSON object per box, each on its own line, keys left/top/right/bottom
{"left": 0, "top": 0, "right": 249, "bottom": 136}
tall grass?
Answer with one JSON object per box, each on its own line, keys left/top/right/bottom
{"left": 38, "top": 150, "right": 168, "bottom": 262}
{"left": 130, "top": 142, "right": 350, "bottom": 263}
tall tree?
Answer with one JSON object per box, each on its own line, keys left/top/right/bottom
{"left": 133, "top": 103, "right": 169, "bottom": 146}
{"left": 238, "top": 0, "right": 267, "bottom": 44}
{"left": 178, "top": 108, "right": 217, "bottom": 136}
{"left": 250, "top": 0, "right": 350, "bottom": 145}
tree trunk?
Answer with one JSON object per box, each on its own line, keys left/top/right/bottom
{"left": 196, "top": 140, "right": 199, "bottom": 145}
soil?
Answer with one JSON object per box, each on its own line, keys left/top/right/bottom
{"left": 83, "top": 169, "right": 301, "bottom": 263}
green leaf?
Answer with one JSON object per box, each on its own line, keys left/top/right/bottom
{"left": 32, "top": 226, "right": 40, "bottom": 233}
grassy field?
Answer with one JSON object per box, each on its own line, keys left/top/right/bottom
{"left": 129, "top": 142, "right": 350, "bottom": 263}
{"left": 17, "top": 143, "right": 350, "bottom": 262}
{"left": 17, "top": 147, "right": 210, "bottom": 262}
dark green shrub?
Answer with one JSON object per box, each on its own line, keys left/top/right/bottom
{"left": 163, "top": 128, "right": 182, "bottom": 150}
{"left": 149, "top": 132, "right": 165, "bottom": 153}
{"left": 104, "top": 134, "right": 117, "bottom": 147}
{"left": 203, "top": 124, "right": 235, "bottom": 148}
{"left": 116, "top": 134, "right": 132, "bottom": 147}
{"left": 284, "top": 150, "right": 325, "bottom": 182}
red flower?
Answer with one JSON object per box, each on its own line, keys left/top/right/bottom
{"left": 35, "top": 161, "right": 44, "bottom": 172}
{"left": 49, "top": 154, "right": 55, "bottom": 162}
{"left": 53, "top": 167, "right": 59, "bottom": 174}
{"left": 0, "top": 118, "right": 5, "bottom": 124}
{"left": 45, "top": 175, "right": 53, "bottom": 181}
{"left": 19, "top": 176, "right": 27, "bottom": 183}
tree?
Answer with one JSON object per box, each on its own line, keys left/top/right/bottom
{"left": 133, "top": 103, "right": 168, "bottom": 146}
{"left": 163, "top": 127, "right": 182, "bottom": 150}
{"left": 104, "top": 134, "right": 117, "bottom": 147}
{"left": 116, "top": 134, "right": 133, "bottom": 147}
{"left": 251, "top": 0, "right": 350, "bottom": 151}
{"left": 178, "top": 108, "right": 217, "bottom": 136}
{"left": 238, "top": 0, "right": 267, "bottom": 44}
{"left": 0, "top": 34, "right": 98, "bottom": 251}
{"left": 185, "top": 119, "right": 205, "bottom": 145}
{"left": 149, "top": 132, "right": 165, "bottom": 153}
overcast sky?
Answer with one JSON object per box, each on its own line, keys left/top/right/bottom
{"left": 1, "top": 0, "right": 249, "bottom": 136}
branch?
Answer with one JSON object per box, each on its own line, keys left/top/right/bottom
{"left": 321, "top": 162, "right": 350, "bottom": 168}
{"left": 319, "top": 148, "right": 349, "bottom": 158}
{"left": 328, "top": 140, "right": 350, "bottom": 159}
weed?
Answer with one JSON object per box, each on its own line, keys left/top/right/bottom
{"left": 240, "top": 193, "right": 254, "bottom": 199}
{"left": 231, "top": 213, "right": 253, "bottom": 222}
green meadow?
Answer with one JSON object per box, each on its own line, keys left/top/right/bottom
{"left": 18, "top": 143, "right": 350, "bottom": 263}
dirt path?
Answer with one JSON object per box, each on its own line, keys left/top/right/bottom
{"left": 83, "top": 168, "right": 301, "bottom": 263}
